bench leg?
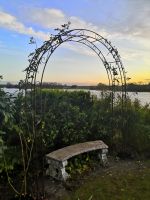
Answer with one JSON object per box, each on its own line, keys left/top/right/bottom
{"left": 98, "top": 148, "right": 108, "bottom": 167}
{"left": 46, "top": 159, "right": 69, "bottom": 181}
{"left": 59, "top": 162, "right": 69, "bottom": 181}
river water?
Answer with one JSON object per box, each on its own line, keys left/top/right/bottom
{"left": 2, "top": 88, "right": 150, "bottom": 106}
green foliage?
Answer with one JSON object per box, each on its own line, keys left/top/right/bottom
{"left": 66, "top": 153, "right": 94, "bottom": 177}
{"left": 1, "top": 88, "right": 150, "bottom": 175}
{"left": 33, "top": 90, "right": 150, "bottom": 158}
{"left": 0, "top": 87, "right": 18, "bottom": 172}
{"left": 111, "top": 97, "right": 150, "bottom": 157}
{"left": 36, "top": 90, "right": 92, "bottom": 149}
{"left": 88, "top": 93, "right": 112, "bottom": 141}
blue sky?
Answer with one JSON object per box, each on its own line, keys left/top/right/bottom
{"left": 0, "top": 0, "right": 150, "bottom": 85}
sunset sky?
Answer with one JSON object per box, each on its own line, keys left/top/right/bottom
{"left": 0, "top": 0, "right": 150, "bottom": 85}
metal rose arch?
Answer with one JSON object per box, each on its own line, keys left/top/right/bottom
{"left": 22, "top": 23, "right": 127, "bottom": 197}
{"left": 25, "top": 23, "right": 127, "bottom": 105}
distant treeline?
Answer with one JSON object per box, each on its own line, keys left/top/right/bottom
{"left": 0, "top": 82, "right": 150, "bottom": 92}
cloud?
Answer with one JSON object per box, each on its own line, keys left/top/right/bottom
{"left": 63, "top": 43, "right": 96, "bottom": 57}
{"left": 120, "top": 48, "right": 146, "bottom": 62}
{"left": 0, "top": 10, "right": 99, "bottom": 58}
{"left": 109, "top": 0, "right": 150, "bottom": 39}
{"left": 0, "top": 10, "right": 49, "bottom": 40}
{"left": 24, "top": 0, "right": 150, "bottom": 40}
{"left": 28, "top": 8, "right": 66, "bottom": 28}
{"left": 20, "top": 7, "right": 112, "bottom": 57}
{"left": 22, "top": 5, "right": 150, "bottom": 60}
{"left": 24, "top": 7, "right": 109, "bottom": 38}
{"left": 0, "top": 6, "right": 150, "bottom": 63}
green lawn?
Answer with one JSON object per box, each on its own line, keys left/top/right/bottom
{"left": 61, "top": 160, "right": 150, "bottom": 200}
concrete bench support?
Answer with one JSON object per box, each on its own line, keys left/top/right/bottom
{"left": 98, "top": 148, "right": 108, "bottom": 166}
{"left": 46, "top": 140, "right": 108, "bottom": 181}
{"left": 46, "top": 159, "right": 69, "bottom": 181}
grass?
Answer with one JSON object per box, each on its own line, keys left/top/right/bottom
{"left": 61, "top": 160, "right": 150, "bottom": 200}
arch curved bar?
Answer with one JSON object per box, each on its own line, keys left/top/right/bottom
{"left": 24, "top": 26, "right": 127, "bottom": 108}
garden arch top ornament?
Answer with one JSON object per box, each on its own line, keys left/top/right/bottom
{"left": 25, "top": 22, "right": 127, "bottom": 106}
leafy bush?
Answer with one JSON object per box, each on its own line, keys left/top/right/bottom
{"left": 33, "top": 90, "right": 150, "bottom": 158}
{"left": 66, "top": 151, "right": 100, "bottom": 178}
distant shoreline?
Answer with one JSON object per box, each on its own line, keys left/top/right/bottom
{"left": 0, "top": 83, "right": 150, "bottom": 92}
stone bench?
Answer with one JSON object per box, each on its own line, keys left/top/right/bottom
{"left": 46, "top": 140, "right": 108, "bottom": 181}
